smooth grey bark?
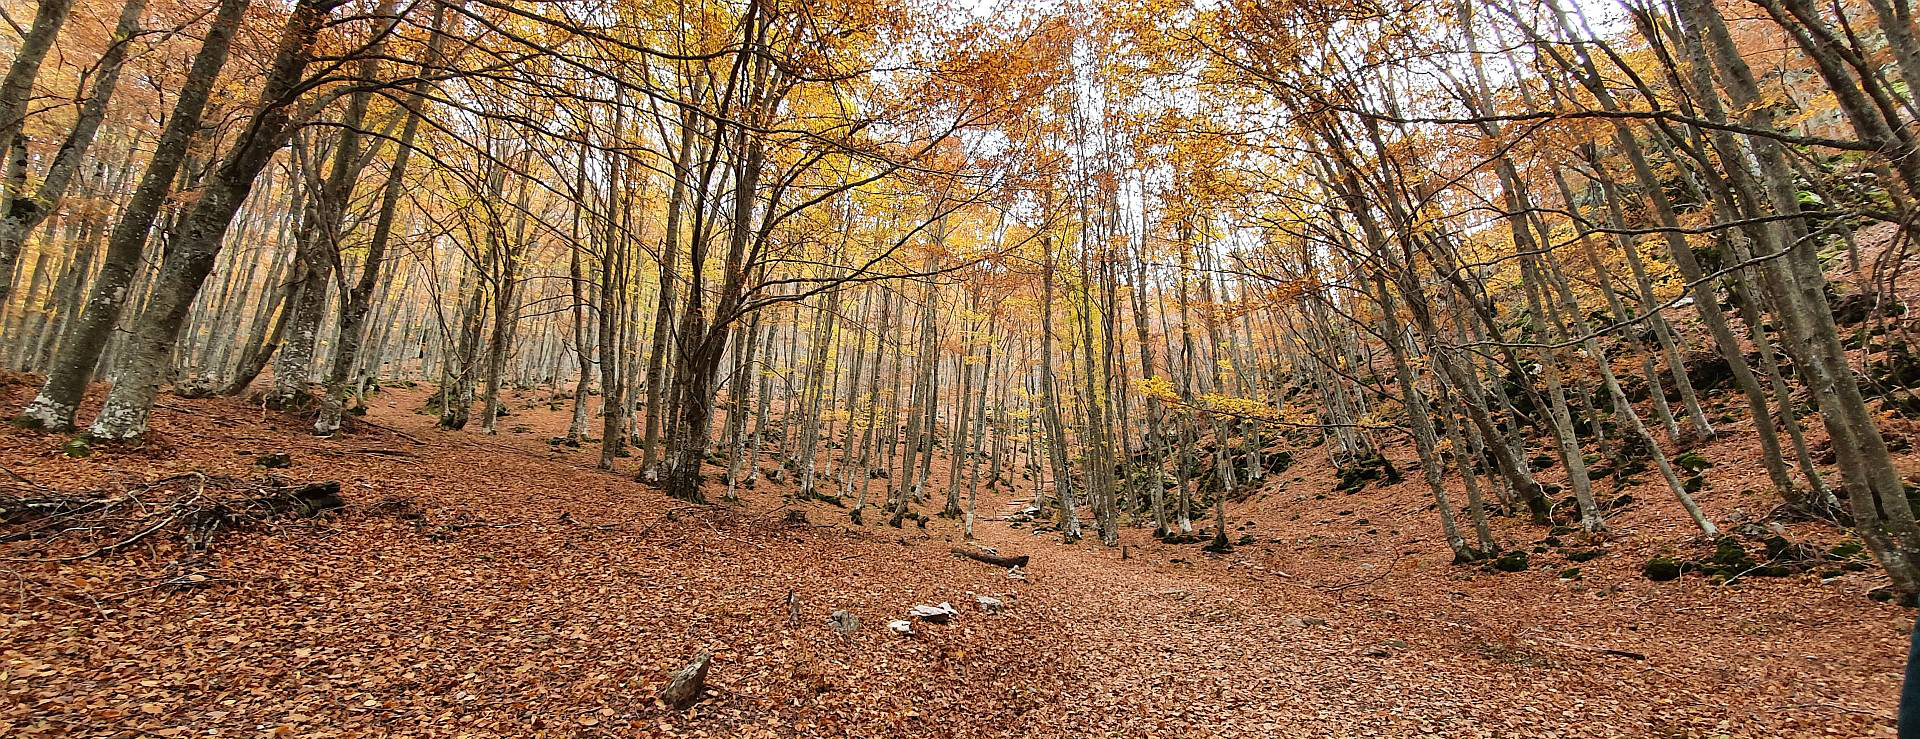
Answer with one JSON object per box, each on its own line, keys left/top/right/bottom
{"left": 478, "top": 170, "right": 531, "bottom": 435}
{"left": 722, "top": 309, "right": 764, "bottom": 501}
{"left": 1686, "top": 0, "right": 1920, "bottom": 590}
{"left": 640, "top": 89, "right": 701, "bottom": 479}
{"left": 0, "top": 0, "right": 78, "bottom": 301}
{"left": 0, "top": 0, "right": 146, "bottom": 315}
{"left": 317, "top": 0, "right": 447, "bottom": 435}
{"left": 565, "top": 140, "right": 595, "bottom": 441}
{"left": 1035, "top": 230, "right": 1083, "bottom": 542}
{"left": 17, "top": 0, "right": 249, "bottom": 430}
{"left": 87, "top": 0, "right": 336, "bottom": 440}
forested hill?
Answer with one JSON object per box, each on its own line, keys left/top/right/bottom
{"left": 3, "top": 0, "right": 1920, "bottom": 734}
{"left": 0, "top": 375, "right": 1904, "bottom": 736}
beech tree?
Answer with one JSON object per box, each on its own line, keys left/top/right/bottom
{"left": 7, "top": 0, "right": 1920, "bottom": 598}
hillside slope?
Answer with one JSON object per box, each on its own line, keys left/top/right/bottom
{"left": 0, "top": 376, "right": 1905, "bottom": 738}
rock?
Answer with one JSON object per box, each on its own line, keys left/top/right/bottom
{"left": 1362, "top": 646, "right": 1392, "bottom": 658}
{"left": 1708, "top": 537, "right": 1755, "bottom": 570}
{"left": 256, "top": 452, "right": 292, "bottom": 469}
{"left": 1829, "top": 540, "right": 1866, "bottom": 560}
{"left": 657, "top": 650, "right": 711, "bottom": 709}
{"left": 1492, "top": 551, "right": 1530, "bottom": 573}
{"left": 1006, "top": 565, "right": 1027, "bottom": 581}
{"left": 975, "top": 595, "right": 1003, "bottom": 614}
{"left": 1644, "top": 556, "right": 1684, "bottom": 581}
{"left": 909, "top": 602, "right": 959, "bottom": 624}
{"left": 887, "top": 619, "right": 915, "bottom": 636}
{"left": 828, "top": 610, "right": 860, "bottom": 637}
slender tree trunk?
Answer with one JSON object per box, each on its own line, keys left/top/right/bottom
{"left": 17, "top": 0, "right": 248, "bottom": 429}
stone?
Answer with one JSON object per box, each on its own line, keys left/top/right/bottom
{"left": 975, "top": 595, "right": 1003, "bottom": 614}
{"left": 657, "top": 650, "right": 711, "bottom": 709}
{"left": 887, "top": 619, "right": 915, "bottom": 636}
{"left": 1643, "top": 556, "right": 1684, "bottom": 581}
{"left": 1492, "top": 551, "right": 1530, "bottom": 572}
{"left": 828, "top": 610, "right": 860, "bottom": 637}
{"left": 909, "top": 602, "right": 959, "bottom": 624}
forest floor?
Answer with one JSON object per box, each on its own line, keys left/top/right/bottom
{"left": 0, "top": 374, "right": 1910, "bottom": 738}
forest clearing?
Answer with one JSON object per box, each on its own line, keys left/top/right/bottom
{"left": 5, "top": 0, "right": 1920, "bottom": 734}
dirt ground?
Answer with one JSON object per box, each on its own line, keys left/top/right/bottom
{"left": 0, "top": 375, "right": 1907, "bottom": 738}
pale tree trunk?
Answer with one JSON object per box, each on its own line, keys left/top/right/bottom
{"left": 944, "top": 300, "right": 975, "bottom": 518}
{"left": 317, "top": 0, "right": 447, "bottom": 434}
{"left": 1685, "top": 0, "right": 1920, "bottom": 590}
{"left": 795, "top": 286, "right": 839, "bottom": 500}
{"left": 850, "top": 288, "right": 894, "bottom": 521}
{"left": 1541, "top": 250, "right": 1718, "bottom": 535}
{"left": 963, "top": 316, "right": 994, "bottom": 540}
{"left": 0, "top": 0, "right": 145, "bottom": 316}
{"left": 722, "top": 309, "right": 764, "bottom": 501}
{"left": 16, "top": 0, "right": 247, "bottom": 430}
{"left": 1192, "top": 241, "right": 1236, "bottom": 552}
{"left": 833, "top": 287, "right": 873, "bottom": 492}
{"left": 1077, "top": 246, "right": 1118, "bottom": 545}
{"left": 0, "top": 0, "right": 78, "bottom": 302}
{"left": 1037, "top": 230, "right": 1082, "bottom": 542}
{"left": 1128, "top": 247, "right": 1170, "bottom": 534}
{"left": 437, "top": 258, "right": 487, "bottom": 431}
{"left": 565, "top": 140, "right": 596, "bottom": 442}
{"left": 478, "top": 170, "right": 531, "bottom": 434}
{"left": 891, "top": 255, "right": 939, "bottom": 524}
{"left": 1371, "top": 272, "right": 1476, "bottom": 561}
{"left": 1157, "top": 281, "right": 1194, "bottom": 535}
{"left": 270, "top": 4, "right": 397, "bottom": 412}
{"left": 84, "top": 0, "right": 332, "bottom": 440}
{"left": 596, "top": 110, "right": 629, "bottom": 467}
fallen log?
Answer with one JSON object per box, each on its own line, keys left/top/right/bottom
{"left": 950, "top": 545, "right": 1029, "bottom": 569}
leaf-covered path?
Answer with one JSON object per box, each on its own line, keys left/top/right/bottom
{"left": 1, "top": 380, "right": 1905, "bottom": 738}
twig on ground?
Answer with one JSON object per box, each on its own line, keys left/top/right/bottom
{"left": 1530, "top": 635, "right": 1647, "bottom": 661}
{"left": 353, "top": 418, "right": 425, "bottom": 445}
